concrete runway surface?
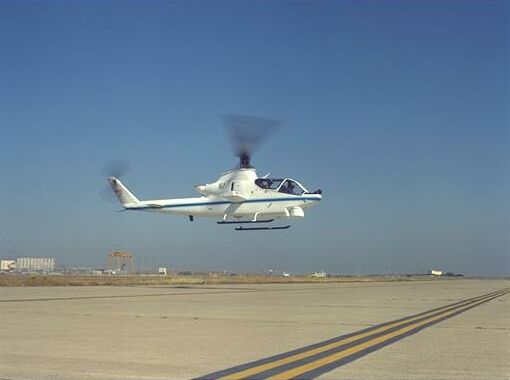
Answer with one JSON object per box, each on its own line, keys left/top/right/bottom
{"left": 0, "top": 279, "right": 509, "bottom": 379}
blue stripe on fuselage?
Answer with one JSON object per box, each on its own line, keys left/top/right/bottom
{"left": 129, "top": 197, "right": 321, "bottom": 210}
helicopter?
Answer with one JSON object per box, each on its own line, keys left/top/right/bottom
{"left": 106, "top": 115, "right": 323, "bottom": 231}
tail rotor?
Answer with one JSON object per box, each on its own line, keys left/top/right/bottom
{"left": 99, "top": 160, "right": 131, "bottom": 204}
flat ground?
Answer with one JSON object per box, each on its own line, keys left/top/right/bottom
{"left": 0, "top": 279, "right": 509, "bottom": 379}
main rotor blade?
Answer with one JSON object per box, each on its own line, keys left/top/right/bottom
{"left": 223, "top": 115, "right": 282, "bottom": 168}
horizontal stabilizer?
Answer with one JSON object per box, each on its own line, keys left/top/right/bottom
{"left": 145, "top": 203, "right": 164, "bottom": 208}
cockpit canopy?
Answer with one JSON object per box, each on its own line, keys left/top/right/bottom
{"left": 255, "top": 178, "right": 307, "bottom": 195}
{"left": 255, "top": 178, "right": 283, "bottom": 190}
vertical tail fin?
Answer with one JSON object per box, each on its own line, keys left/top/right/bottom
{"left": 108, "top": 177, "right": 140, "bottom": 206}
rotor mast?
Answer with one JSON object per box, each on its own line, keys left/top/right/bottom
{"left": 239, "top": 152, "right": 251, "bottom": 169}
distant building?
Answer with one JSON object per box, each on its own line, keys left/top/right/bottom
{"left": 430, "top": 270, "right": 443, "bottom": 276}
{"left": 1, "top": 260, "right": 16, "bottom": 271}
{"left": 310, "top": 271, "right": 327, "bottom": 278}
{"left": 16, "top": 257, "right": 55, "bottom": 272}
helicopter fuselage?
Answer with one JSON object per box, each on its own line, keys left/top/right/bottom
{"left": 110, "top": 168, "right": 322, "bottom": 221}
{"left": 129, "top": 194, "right": 321, "bottom": 218}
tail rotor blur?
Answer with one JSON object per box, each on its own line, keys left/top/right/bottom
{"left": 100, "top": 160, "right": 130, "bottom": 204}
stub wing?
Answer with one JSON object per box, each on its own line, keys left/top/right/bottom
{"left": 221, "top": 191, "right": 246, "bottom": 203}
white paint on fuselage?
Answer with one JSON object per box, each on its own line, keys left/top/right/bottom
{"left": 116, "top": 168, "right": 322, "bottom": 220}
{"left": 128, "top": 194, "right": 321, "bottom": 218}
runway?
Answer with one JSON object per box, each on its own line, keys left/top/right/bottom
{"left": 198, "top": 288, "right": 509, "bottom": 379}
{"left": 0, "top": 279, "right": 509, "bottom": 379}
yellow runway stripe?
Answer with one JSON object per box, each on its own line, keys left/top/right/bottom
{"left": 268, "top": 291, "right": 507, "bottom": 379}
{"left": 219, "top": 289, "right": 506, "bottom": 380}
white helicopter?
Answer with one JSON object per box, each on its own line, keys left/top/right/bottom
{"left": 106, "top": 115, "right": 322, "bottom": 231}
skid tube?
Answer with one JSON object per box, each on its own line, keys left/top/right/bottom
{"left": 235, "top": 225, "right": 291, "bottom": 231}
{"left": 217, "top": 219, "right": 275, "bottom": 225}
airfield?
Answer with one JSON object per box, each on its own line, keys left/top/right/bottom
{"left": 0, "top": 278, "right": 509, "bottom": 379}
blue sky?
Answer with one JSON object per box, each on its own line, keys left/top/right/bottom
{"left": 1, "top": 3, "right": 509, "bottom": 276}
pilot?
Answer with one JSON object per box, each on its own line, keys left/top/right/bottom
{"left": 287, "top": 181, "right": 295, "bottom": 194}
{"left": 280, "top": 181, "right": 292, "bottom": 194}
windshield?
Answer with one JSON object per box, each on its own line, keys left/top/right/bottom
{"left": 278, "top": 179, "right": 305, "bottom": 195}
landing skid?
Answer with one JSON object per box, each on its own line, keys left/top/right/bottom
{"left": 216, "top": 217, "right": 289, "bottom": 231}
{"left": 235, "top": 225, "right": 291, "bottom": 231}
{"left": 217, "top": 219, "right": 275, "bottom": 225}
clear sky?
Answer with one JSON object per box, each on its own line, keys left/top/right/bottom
{"left": 1, "top": 2, "right": 509, "bottom": 276}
